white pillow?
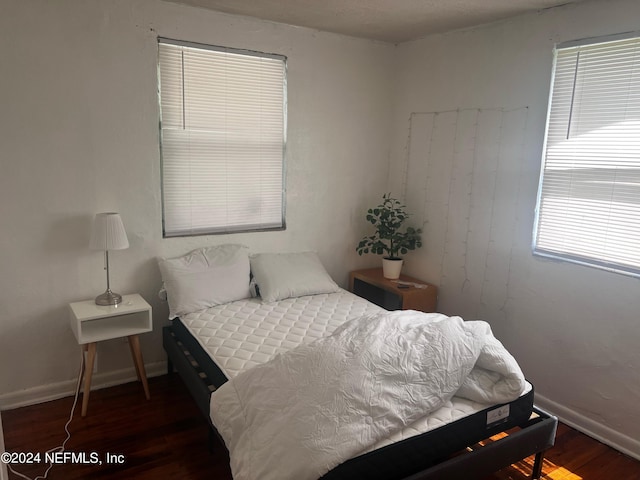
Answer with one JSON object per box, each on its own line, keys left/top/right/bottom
{"left": 158, "top": 244, "right": 251, "bottom": 319}
{"left": 250, "top": 252, "right": 340, "bottom": 302}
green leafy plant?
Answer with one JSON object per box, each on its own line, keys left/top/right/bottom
{"left": 356, "top": 193, "right": 422, "bottom": 259}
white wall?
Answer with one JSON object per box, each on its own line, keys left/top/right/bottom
{"left": 2, "top": 0, "right": 640, "bottom": 462}
{"left": 390, "top": 0, "right": 640, "bottom": 458}
{"left": 0, "top": 0, "right": 393, "bottom": 406}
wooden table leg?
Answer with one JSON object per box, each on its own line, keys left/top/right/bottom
{"left": 81, "top": 342, "right": 97, "bottom": 417}
{"left": 128, "top": 335, "right": 150, "bottom": 400}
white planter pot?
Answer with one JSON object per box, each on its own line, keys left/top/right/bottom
{"left": 382, "top": 257, "right": 403, "bottom": 279}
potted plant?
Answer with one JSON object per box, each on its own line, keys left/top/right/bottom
{"left": 356, "top": 193, "right": 422, "bottom": 279}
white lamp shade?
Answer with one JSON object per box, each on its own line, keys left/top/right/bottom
{"left": 89, "top": 212, "right": 129, "bottom": 251}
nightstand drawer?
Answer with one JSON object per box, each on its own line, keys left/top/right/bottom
{"left": 353, "top": 278, "right": 403, "bottom": 310}
{"left": 349, "top": 268, "right": 438, "bottom": 312}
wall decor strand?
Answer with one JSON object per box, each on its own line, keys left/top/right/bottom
{"left": 401, "top": 107, "right": 529, "bottom": 321}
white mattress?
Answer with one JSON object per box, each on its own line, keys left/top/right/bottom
{"left": 179, "top": 288, "right": 532, "bottom": 451}
{"left": 180, "top": 289, "right": 383, "bottom": 379}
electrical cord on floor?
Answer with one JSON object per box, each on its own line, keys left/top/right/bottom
{"left": 6, "top": 350, "right": 84, "bottom": 480}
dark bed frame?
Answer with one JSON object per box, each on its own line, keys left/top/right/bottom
{"left": 163, "top": 324, "right": 558, "bottom": 480}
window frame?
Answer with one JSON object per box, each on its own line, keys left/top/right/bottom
{"left": 157, "top": 37, "right": 288, "bottom": 238}
{"left": 533, "top": 31, "right": 640, "bottom": 278}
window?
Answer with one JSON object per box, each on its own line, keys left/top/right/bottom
{"left": 534, "top": 33, "right": 640, "bottom": 276}
{"left": 158, "top": 39, "right": 287, "bottom": 237}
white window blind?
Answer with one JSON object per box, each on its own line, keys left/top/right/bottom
{"left": 158, "top": 39, "right": 286, "bottom": 237}
{"left": 534, "top": 33, "right": 640, "bottom": 276}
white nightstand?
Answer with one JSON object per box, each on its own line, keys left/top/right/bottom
{"left": 69, "top": 293, "right": 152, "bottom": 416}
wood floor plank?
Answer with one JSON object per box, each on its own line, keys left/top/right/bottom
{"left": 2, "top": 374, "right": 639, "bottom": 479}
{"left": 2, "top": 375, "right": 229, "bottom": 480}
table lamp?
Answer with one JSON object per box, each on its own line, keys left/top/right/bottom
{"left": 90, "top": 212, "right": 129, "bottom": 305}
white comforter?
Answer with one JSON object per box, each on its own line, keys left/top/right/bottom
{"left": 210, "top": 311, "right": 526, "bottom": 480}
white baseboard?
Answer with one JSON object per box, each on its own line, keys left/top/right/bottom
{"left": 535, "top": 393, "right": 640, "bottom": 461}
{"left": 0, "top": 361, "right": 167, "bottom": 412}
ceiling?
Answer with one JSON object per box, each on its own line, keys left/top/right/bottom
{"left": 166, "top": 0, "right": 585, "bottom": 43}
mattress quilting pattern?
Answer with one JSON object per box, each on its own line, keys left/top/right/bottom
{"left": 179, "top": 288, "right": 532, "bottom": 452}
{"left": 180, "top": 289, "right": 383, "bottom": 379}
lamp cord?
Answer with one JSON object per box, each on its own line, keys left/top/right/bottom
{"left": 6, "top": 350, "right": 84, "bottom": 480}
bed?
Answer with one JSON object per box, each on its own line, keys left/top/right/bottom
{"left": 159, "top": 246, "right": 557, "bottom": 480}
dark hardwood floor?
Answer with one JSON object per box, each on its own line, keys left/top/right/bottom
{"left": 2, "top": 374, "right": 639, "bottom": 479}
{"left": 2, "top": 375, "right": 229, "bottom": 480}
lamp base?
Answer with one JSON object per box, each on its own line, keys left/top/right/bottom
{"left": 95, "top": 289, "right": 123, "bottom": 306}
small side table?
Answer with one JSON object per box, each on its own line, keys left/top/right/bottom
{"left": 69, "top": 293, "right": 152, "bottom": 416}
{"left": 349, "top": 268, "right": 438, "bottom": 312}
